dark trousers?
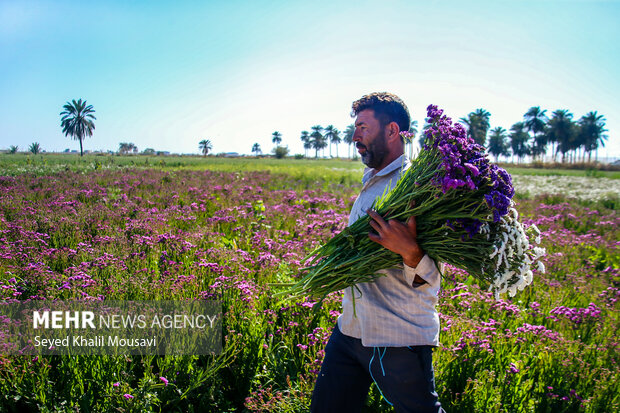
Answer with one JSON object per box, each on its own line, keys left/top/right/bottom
{"left": 311, "top": 324, "right": 445, "bottom": 413}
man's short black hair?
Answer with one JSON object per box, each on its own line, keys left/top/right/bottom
{"left": 351, "top": 92, "right": 411, "bottom": 134}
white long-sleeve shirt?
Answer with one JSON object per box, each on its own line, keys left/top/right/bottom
{"left": 337, "top": 154, "right": 441, "bottom": 347}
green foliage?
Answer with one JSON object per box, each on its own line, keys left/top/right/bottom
{"left": 1, "top": 153, "right": 617, "bottom": 180}
{"left": 60, "top": 98, "right": 96, "bottom": 157}
{"left": 119, "top": 142, "right": 138, "bottom": 154}
{"left": 272, "top": 146, "right": 290, "bottom": 159}
{"left": 28, "top": 142, "right": 41, "bottom": 154}
{"left": 586, "top": 245, "right": 619, "bottom": 271}
{"left": 585, "top": 168, "right": 603, "bottom": 178}
{"left": 487, "top": 127, "right": 510, "bottom": 162}
{"left": 272, "top": 131, "right": 282, "bottom": 146}
{"left": 509, "top": 122, "right": 530, "bottom": 163}
{"left": 578, "top": 112, "right": 608, "bottom": 159}
{"left": 460, "top": 109, "right": 491, "bottom": 146}
{"left": 524, "top": 106, "right": 549, "bottom": 160}
{"left": 310, "top": 125, "right": 326, "bottom": 158}
{"left": 503, "top": 166, "right": 619, "bottom": 179}
{"left": 198, "top": 139, "right": 213, "bottom": 156}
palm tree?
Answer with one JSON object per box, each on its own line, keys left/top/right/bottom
{"left": 324, "top": 125, "right": 335, "bottom": 157}
{"left": 578, "top": 111, "right": 607, "bottom": 162}
{"left": 272, "top": 131, "right": 282, "bottom": 148}
{"left": 546, "top": 110, "right": 575, "bottom": 163}
{"left": 324, "top": 125, "right": 341, "bottom": 158}
{"left": 303, "top": 140, "right": 313, "bottom": 157}
{"left": 8, "top": 145, "right": 18, "bottom": 154}
{"left": 199, "top": 139, "right": 213, "bottom": 156}
{"left": 118, "top": 142, "right": 137, "bottom": 154}
{"left": 300, "top": 131, "right": 310, "bottom": 157}
{"left": 333, "top": 129, "right": 342, "bottom": 158}
{"left": 310, "top": 125, "right": 326, "bottom": 158}
{"left": 509, "top": 122, "right": 530, "bottom": 164}
{"left": 60, "top": 99, "right": 96, "bottom": 157}
{"left": 487, "top": 127, "right": 510, "bottom": 163}
{"left": 252, "top": 143, "right": 262, "bottom": 156}
{"left": 460, "top": 109, "right": 491, "bottom": 146}
{"left": 343, "top": 124, "right": 355, "bottom": 158}
{"left": 459, "top": 116, "right": 473, "bottom": 136}
{"left": 29, "top": 142, "right": 41, "bottom": 154}
{"left": 524, "top": 107, "right": 549, "bottom": 161}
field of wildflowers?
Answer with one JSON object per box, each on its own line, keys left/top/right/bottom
{"left": 0, "top": 160, "right": 618, "bottom": 412}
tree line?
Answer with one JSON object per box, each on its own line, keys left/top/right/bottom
{"left": 458, "top": 107, "right": 608, "bottom": 164}
{"left": 251, "top": 126, "right": 355, "bottom": 159}
{"left": 6, "top": 99, "right": 610, "bottom": 164}
{"left": 257, "top": 106, "right": 608, "bottom": 163}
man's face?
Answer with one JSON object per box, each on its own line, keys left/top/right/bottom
{"left": 353, "top": 109, "right": 389, "bottom": 169}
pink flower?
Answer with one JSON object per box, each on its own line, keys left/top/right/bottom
{"left": 159, "top": 376, "right": 169, "bottom": 386}
{"left": 123, "top": 394, "right": 133, "bottom": 399}
{"left": 113, "top": 382, "right": 120, "bottom": 387}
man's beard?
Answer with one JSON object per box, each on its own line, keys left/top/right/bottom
{"left": 357, "top": 130, "right": 389, "bottom": 169}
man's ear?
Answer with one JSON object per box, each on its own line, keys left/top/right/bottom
{"left": 387, "top": 122, "right": 401, "bottom": 143}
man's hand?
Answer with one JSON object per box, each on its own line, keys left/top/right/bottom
{"left": 367, "top": 209, "right": 425, "bottom": 272}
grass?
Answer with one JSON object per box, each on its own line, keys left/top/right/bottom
{"left": 0, "top": 154, "right": 364, "bottom": 188}
{"left": 503, "top": 166, "right": 620, "bottom": 179}
{"left": 2, "top": 153, "right": 619, "bottom": 179}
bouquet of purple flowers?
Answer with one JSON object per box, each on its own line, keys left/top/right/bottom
{"left": 285, "top": 105, "right": 545, "bottom": 300}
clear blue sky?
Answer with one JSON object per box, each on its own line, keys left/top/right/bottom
{"left": 1, "top": 0, "right": 619, "bottom": 158}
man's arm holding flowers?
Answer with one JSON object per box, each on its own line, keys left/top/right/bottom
{"left": 367, "top": 209, "right": 432, "bottom": 286}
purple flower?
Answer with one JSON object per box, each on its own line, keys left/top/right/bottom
{"left": 422, "top": 108, "right": 516, "bottom": 224}
{"left": 549, "top": 303, "right": 602, "bottom": 324}
{"left": 507, "top": 362, "right": 520, "bottom": 374}
{"left": 464, "top": 163, "right": 480, "bottom": 177}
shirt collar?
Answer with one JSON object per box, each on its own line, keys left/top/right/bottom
{"left": 362, "top": 154, "right": 410, "bottom": 185}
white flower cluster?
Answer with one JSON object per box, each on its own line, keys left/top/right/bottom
{"left": 482, "top": 208, "right": 546, "bottom": 298}
{"left": 512, "top": 175, "right": 620, "bottom": 202}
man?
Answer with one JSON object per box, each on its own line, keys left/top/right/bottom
{"left": 310, "top": 92, "right": 445, "bottom": 413}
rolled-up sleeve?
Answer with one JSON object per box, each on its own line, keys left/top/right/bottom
{"left": 403, "top": 255, "right": 441, "bottom": 288}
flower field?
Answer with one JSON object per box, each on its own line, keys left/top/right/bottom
{"left": 0, "top": 163, "right": 618, "bottom": 412}
{"left": 512, "top": 175, "right": 620, "bottom": 203}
